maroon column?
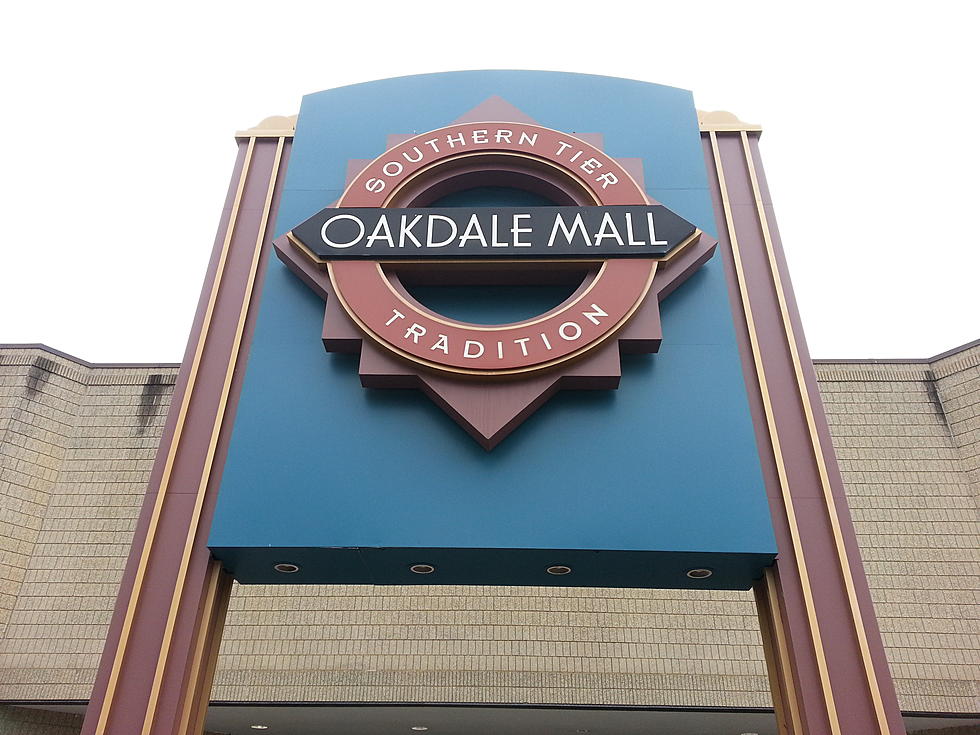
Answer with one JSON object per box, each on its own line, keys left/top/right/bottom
{"left": 82, "top": 125, "right": 291, "bottom": 735}
{"left": 702, "top": 120, "right": 905, "bottom": 735}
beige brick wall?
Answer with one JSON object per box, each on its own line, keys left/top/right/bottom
{"left": 816, "top": 349, "right": 980, "bottom": 714}
{"left": 0, "top": 354, "right": 84, "bottom": 635}
{"left": 0, "top": 344, "right": 976, "bottom": 715}
{"left": 0, "top": 349, "right": 174, "bottom": 700}
{"left": 216, "top": 584, "right": 767, "bottom": 707}
{"left": 933, "top": 345, "right": 980, "bottom": 490}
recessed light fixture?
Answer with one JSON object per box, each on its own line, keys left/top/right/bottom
{"left": 250, "top": 726, "right": 270, "bottom": 731}
{"left": 546, "top": 565, "right": 572, "bottom": 575}
{"left": 273, "top": 562, "right": 300, "bottom": 574}
{"left": 686, "top": 568, "right": 713, "bottom": 579}
{"left": 410, "top": 563, "right": 435, "bottom": 574}
{"left": 410, "top": 727, "right": 429, "bottom": 732}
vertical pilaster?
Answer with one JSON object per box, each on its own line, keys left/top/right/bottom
{"left": 81, "top": 118, "right": 292, "bottom": 735}
{"left": 701, "top": 111, "right": 905, "bottom": 734}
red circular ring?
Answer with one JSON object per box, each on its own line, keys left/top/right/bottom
{"left": 329, "top": 122, "right": 652, "bottom": 375}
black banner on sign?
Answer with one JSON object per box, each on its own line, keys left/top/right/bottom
{"left": 291, "top": 205, "right": 698, "bottom": 260}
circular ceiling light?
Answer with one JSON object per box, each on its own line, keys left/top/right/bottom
{"left": 686, "top": 568, "right": 713, "bottom": 579}
{"left": 546, "top": 565, "right": 572, "bottom": 576}
{"left": 273, "top": 562, "right": 300, "bottom": 574}
{"left": 249, "top": 726, "right": 269, "bottom": 731}
{"left": 409, "top": 563, "right": 435, "bottom": 574}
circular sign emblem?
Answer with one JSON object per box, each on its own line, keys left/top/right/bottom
{"left": 325, "top": 122, "right": 654, "bottom": 376}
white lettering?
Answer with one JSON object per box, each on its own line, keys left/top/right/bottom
{"left": 559, "top": 322, "right": 583, "bottom": 341}
{"left": 365, "top": 177, "right": 385, "bottom": 193}
{"left": 446, "top": 132, "right": 466, "bottom": 148}
{"left": 405, "top": 323, "right": 426, "bottom": 343}
{"left": 580, "top": 157, "right": 602, "bottom": 175}
{"left": 426, "top": 215, "right": 458, "bottom": 247}
{"left": 431, "top": 334, "right": 449, "bottom": 354}
{"left": 514, "top": 337, "right": 530, "bottom": 356}
{"left": 458, "top": 214, "right": 489, "bottom": 248}
{"left": 511, "top": 214, "right": 532, "bottom": 247}
{"left": 582, "top": 303, "right": 608, "bottom": 326}
{"left": 385, "top": 309, "right": 406, "bottom": 327}
{"left": 472, "top": 129, "right": 489, "bottom": 144}
{"left": 540, "top": 333, "right": 552, "bottom": 350}
{"left": 423, "top": 138, "right": 440, "bottom": 153}
{"left": 402, "top": 146, "right": 424, "bottom": 163}
{"left": 382, "top": 161, "right": 403, "bottom": 177}
{"left": 518, "top": 131, "right": 538, "bottom": 147}
{"left": 594, "top": 212, "right": 625, "bottom": 247}
{"left": 547, "top": 212, "right": 590, "bottom": 247}
{"left": 490, "top": 214, "right": 508, "bottom": 247}
{"left": 365, "top": 215, "right": 394, "bottom": 248}
{"left": 597, "top": 172, "right": 619, "bottom": 189}
{"left": 646, "top": 212, "right": 669, "bottom": 246}
{"left": 399, "top": 215, "right": 424, "bottom": 248}
{"left": 321, "top": 214, "right": 364, "bottom": 249}
{"left": 555, "top": 140, "right": 573, "bottom": 157}
{"left": 463, "top": 340, "right": 485, "bottom": 358}
{"left": 495, "top": 129, "right": 513, "bottom": 144}
{"left": 624, "top": 213, "right": 644, "bottom": 246}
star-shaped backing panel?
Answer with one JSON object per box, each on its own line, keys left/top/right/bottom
{"left": 273, "top": 97, "right": 715, "bottom": 449}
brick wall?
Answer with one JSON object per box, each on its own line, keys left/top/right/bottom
{"left": 0, "top": 353, "right": 83, "bottom": 635}
{"left": 816, "top": 346, "right": 980, "bottom": 714}
{"left": 933, "top": 346, "right": 980, "bottom": 490}
{"left": 0, "top": 343, "right": 976, "bottom": 715}
{"left": 0, "top": 349, "right": 174, "bottom": 700}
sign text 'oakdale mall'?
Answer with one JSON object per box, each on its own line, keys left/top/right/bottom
{"left": 291, "top": 205, "right": 699, "bottom": 260}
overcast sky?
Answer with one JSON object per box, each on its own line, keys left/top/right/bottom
{"left": 2, "top": 2, "right": 976, "bottom": 362}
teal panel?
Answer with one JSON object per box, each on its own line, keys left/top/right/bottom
{"left": 209, "top": 71, "right": 776, "bottom": 590}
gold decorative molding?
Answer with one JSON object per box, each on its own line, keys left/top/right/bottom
{"left": 93, "top": 135, "right": 259, "bottom": 735}
{"left": 708, "top": 129, "right": 841, "bottom": 735}
{"left": 739, "top": 130, "right": 893, "bottom": 734}
{"left": 698, "top": 110, "right": 762, "bottom": 133}
{"left": 235, "top": 114, "right": 297, "bottom": 140}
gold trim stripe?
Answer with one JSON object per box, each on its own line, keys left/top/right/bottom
{"left": 175, "top": 559, "right": 222, "bottom": 735}
{"left": 765, "top": 567, "right": 804, "bottom": 734}
{"left": 755, "top": 575, "right": 790, "bottom": 734}
{"left": 709, "top": 130, "right": 841, "bottom": 735}
{"left": 140, "top": 136, "right": 286, "bottom": 734}
{"left": 93, "top": 137, "right": 257, "bottom": 735}
{"left": 740, "top": 131, "right": 892, "bottom": 734}
{"left": 698, "top": 110, "right": 763, "bottom": 133}
{"left": 189, "top": 569, "right": 232, "bottom": 735}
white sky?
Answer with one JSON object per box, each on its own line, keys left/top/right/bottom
{"left": 1, "top": 1, "right": 976, "bottom": 362}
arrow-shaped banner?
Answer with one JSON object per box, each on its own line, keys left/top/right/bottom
{"left": 290, "top": 205, "right": 699, "bottom": 260}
